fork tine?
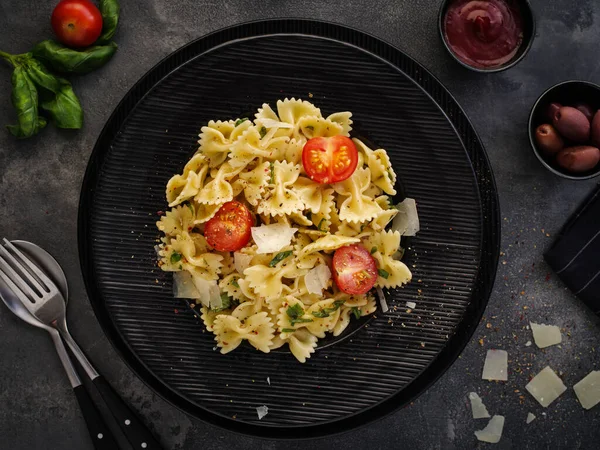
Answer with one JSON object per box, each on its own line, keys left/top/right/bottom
{"left": 1, "top": 239, "right": 54, "bottom": 292}
{"left": 0, "top": 255, "right": 40, "bottom": 301}
{"left": 0, "top": 265, "right": 38, "bottom": 311}
{"left": 0, "top": 244, "right": 47, "bottom": 295}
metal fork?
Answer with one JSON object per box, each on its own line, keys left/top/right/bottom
{"left": 0, "top": 239, "right": 162, "bottom": 450}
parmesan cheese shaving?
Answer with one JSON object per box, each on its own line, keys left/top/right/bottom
{"left": 391, "top": 198, "right": 419, "bottom": 236}
{"left": 526, "top": 366, "right": 567, "bottom": 407}
{"left": 305, "top": 264, "right": 332, "bottom": 295}
{"left": 526, "top": 412, "right": 536, "bottom": 424}
{"left": 234, "top": 252, "right": 253, "bottom": 274}
{"left": 173, "top": 271, "right": 201, "bottom": 299}
{"left": 258, "top": 118, "right": 294, "bottom": 129}
{"left": 251, "top": 224, "right": 297, "bottom": 254}
{"left": 376, "top": 286, "right": 389, "bottom": 313}
{"left": 256, "top": 405, "right": 269, "bottom": 420}
{"left": 482, "top": 350, "right": 508, "bottom": 381}
{"left": 573, "top": 371, "right": 600, "bottom": 410}
{"left": 474, "top": 415, "right": 505, "bottom": 444}
{"left": 468, "top": 392, "right": 491, "bottom": 419}
{"left": 530, "top": 322, "right": 562, "bottom": 348}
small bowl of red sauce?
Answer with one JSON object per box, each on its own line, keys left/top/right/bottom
{"left": 438, "top": 0, "right": 535, "bottom": 73}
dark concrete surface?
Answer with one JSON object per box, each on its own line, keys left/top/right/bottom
{"left": 1, "top": 0, "right": 599, "bottom": 449}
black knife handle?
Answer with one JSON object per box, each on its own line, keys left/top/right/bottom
{"left": 93, "top": 375, "right": 163, "bottom": 449}
{"left": 73, "top": 384, "right": 120, "bottom": 450}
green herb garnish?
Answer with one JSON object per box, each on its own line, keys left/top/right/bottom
{"left": 317, "top": 218, "right": 326, "bottom": 231}
{"left": 370, "top": 246, "right": 377, "bottom": 254}
{"left": 231, "top": 279, "right": 240, "bottom": 288}
{"left": 291, "top": 318, "right": 314, "bottom": 325}
{"left": 259, "top": 126, "right": 267, "bottom": 138}
{"left": 378, "top": 268, "right": 389, "bottom": 279}
{"left": 269, "top": 162, "right": 275, "bottom": 184}
{"left": 269, "top": 250, "right": 293, "bottom": 267}
{"left": 311, "top": 300, "right": 345, "bottom": 318}
{"left": 234, "top": 118, "right": 248, "bottom": 127}
{"left": 170, "top": 251, "right": 182, "bottom": 264}
{"left": 286, "top": 303, "right": 304, "bottom": 320}
{"left": 305, "top": 125, "right": 314, "bottom": 131}
{"left": 282, "top": 328, "right": 296, "bottom": 333}
{"left": 351, "top": 307, "right": 361, "bottom": 319}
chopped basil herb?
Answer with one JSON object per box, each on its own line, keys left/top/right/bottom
{"left": 286, "top": 303, "right": 304, "bottom": 320}
{"left": 291, "top": 318, "right": 314, "bottom": 325}
{"left": 387, "top": 169, "right": 394, "bottom": 180}
{"left": 269, "top": 250, "right": 293, "bottom": 267}
{"left": 305, "top": 125, "right": 314, "bottom": 130}
{"left": 388, "top": 197, "right": 396, "bottom": 209}
{"left": 170, "top": 251, "right": 182, "bottom": 264}
{"left": 213, "top": 293, "right": 238, "bottom": 311}
{"left": 360, "top": 223, "right": 367, "bottom": 232}
{"left": 282, "top": 328, "right": 296, "bottom": 333}
{"left": 234, "top": 118, "right": 249, "bottom": 127}
{"left": 259, "top": 126, "right": 267, "bottom": 138}
{"left": 269, "top": 162, "right": 275, "bottom": 184}
{"left": 378, "top": 268, "right": 390, "bottom": 279}
{"left": 311, "top": 300, "right": 345, "bottom": 318}
{"left": 351, "top": 306, "right": 361, "bottom": 319}
{"left": 370, "top": 246, "right": 377, "bottom": 254}
{"left": 231, "top": 279, "right": 240, "bottom": 288}
{"left": 317, "top": 218, "right": 326, "bottom": 231}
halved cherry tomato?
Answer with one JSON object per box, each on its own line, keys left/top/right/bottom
{"left": 204, "top": 201, "right": 254, "bottom": 252}
{"left": 302, "top": 136, "right": 359, "bottom": 184}
{"left": 332, "top": 244, "right": 378, "bottom": 295}
{"left": 51, "top": 0, "right": 103, "bottom": 48}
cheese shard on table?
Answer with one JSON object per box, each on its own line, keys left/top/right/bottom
{"left": 525, "top": 366, "right": 567, "bottom": 407}
{"left": 526, "top": 412, "right": 536, "bottom": 424}
{"left": 469, "top": 392, "right": 491, "bottom": 419}
{"left": 256, "top": 405, "right": 269, "bottom": 420}
{"left": 474, "top": 415, "right": 505, "bottom": 444}
{"left": 482, "top": 350, "right": 508, "bottom": 381}
{"left": 573, "top": 371, "right": 600, "bottom": 410}
{"left": 530, "top": 322, "right": 562, "bottom": 348}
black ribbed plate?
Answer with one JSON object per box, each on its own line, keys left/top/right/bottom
{"left": 79, "top": 20, "right": 500, "bottom": 438}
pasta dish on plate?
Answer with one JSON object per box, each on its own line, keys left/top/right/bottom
{"left": 156, "top": 99, "right": 418, "bottom": 362}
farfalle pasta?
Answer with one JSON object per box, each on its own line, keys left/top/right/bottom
{"left": 157, "top": 99, "right": 418, "bottom": 362}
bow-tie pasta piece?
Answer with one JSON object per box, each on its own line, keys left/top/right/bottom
{"left": 299, "top": 234, "right": 360, "bottom": 257}
{"left": 363, "top": 230, "right": 412, "bottom": 288}
{"left": 166, "top": 154, "right": 210, "bottom": 207}
{"left": 244, "top": 263, "right": 301, "bottom": 300}
{"left": 244, "top": 312, "right": 276, "bottom": 353}
{"left": 219, "top": 273, "right": 246, "bottom": 302}
{"left": 200, "top": 306, "right": 230, "bottom": 332}
{"left": 326, "top": 111, "right": 353, "bottom": 135}
{"left": 333, "top": 167, "right": 383, "bottom": 223}
{"left": 195, "top": 162, "right": 241, "bottom": 205}
{"left": 193, "top": 202, "right": 221, "bottom": 224}
{"left": 156, "top": 204, "right": 194, "bottom": 237}
{"left": 229, "top": 125, "right": 289, "bottom": 168}
{"left": 284, "top": 138, "right": 306, "bottom": 166}
{"left": 353, "top": 138, "right": 397, "bottom": 195}
{"left": 333, "top": 307, "right": 353, "bottom": 337}
{"left": 369, "top": 196, "right": 399, "bottom": 231}
{"left": 277, "top": 98, "right": 322, "bottom": 127}
{"left": 199, "top": 119, "right": 251, "bottom": 168}
{"left": 237, "top": 161, "right": 269, "bottom": 206}
{"left": 294, "top": 176, "right": 325, "bottom": 214}
{"left": 257, "top": 161, "right": 304, "bottom": 217}
{"left": 310, "top": 188, "right": 334, "bottom": 232}
{"left": 288, "top": 328, "right": 318, "bottom": 363}
{"left": 297, "top": 116, "right": 344, "bottom": 139}
{"left": 212, "top": 315, "right": 247, "bottom": 354}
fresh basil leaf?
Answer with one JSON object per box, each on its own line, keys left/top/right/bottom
{"left": 96, "top": 0, "right": 120, "bottom": 44}
{"left": 269, "top": 250, "right": 292, "bottom": 268}
{"left": 311, "top": 310, "right": 330, "bottom": 318}
{"left": 291, "top": 318, "right": 314, "bottom": 325}
{"left": 32, "top": 40, "right": 118, "bottom": 75}
{"left": 269, "top": 161, "right": 275, "bottom": 184}
{"left": 286, "top": 303, "right": 303, "bottom": 320}
{"left": 370, "top": 246, "right": 377, "bottom": 254}
{"left": 281, "top": 328, "right": 296, "bottom": 333}
{"left": 234, "top": 118, "right": 249, "bottom": 127}
{"left": 259, "top": 126, "right": 267, "bottom": 138}
{"left": 378, "top": 268, "right": 389, "bottom": 279}
{"left": 317, "top": 218, "right": 326, "bottom": 231}
{"left": 231, "top": 279, "right": 240, "bottom": 288}
{"left": 351, "top": 307, "right": 361, "bottom": 319}
{"left": 7, "top": 65, "right": 47, "bottom": 138}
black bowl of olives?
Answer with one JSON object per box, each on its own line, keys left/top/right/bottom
{"left": 529, "top": 80, "right": 600, "bottom": 180}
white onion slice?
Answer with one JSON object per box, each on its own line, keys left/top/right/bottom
{"left": 251, "top": 224, "right": 297, "bottom": 254}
